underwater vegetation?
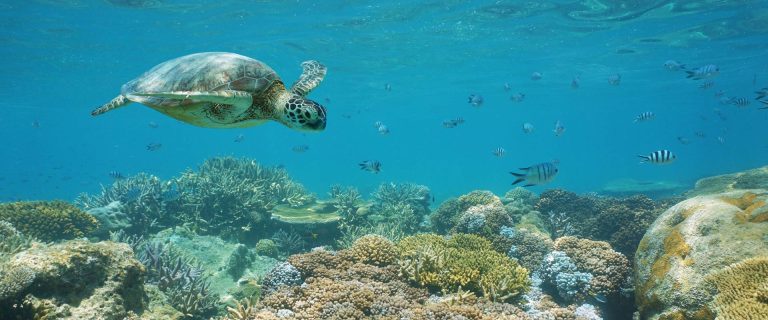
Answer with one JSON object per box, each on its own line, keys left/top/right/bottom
{"left": 0, "top": 200, "right": 98, "bottom": 242}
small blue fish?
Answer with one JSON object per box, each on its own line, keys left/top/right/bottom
{"left": 148, "top": 121, "right": 159, "bottom": 128}
{"left": 359, "top": 160, "right": 382, "bottom": 174}
{"left": 698, "top": 81, "right": 714, "bottom": 90}
{"left": 553, "top": 120, "right": 565, "bottom": 136}
{"left": 510, "top": 162, "right": 559, "bottom": 187}
{"left": 686, "top": 64, "right": 719, "bottom": 80}
{"left": 468, "top": 94, "right": 484, "bottom": 107}
{"left": 531, "top": 72, "right": 543, "bottom": 81}
{"left": 571, "top": 76, "right": 580, "bottom": 89}
{"left": 639, "top": 150, "right": 676, "bottom": 164}
{"left": 522, "top": 123, "right": 534, "bottom": 133}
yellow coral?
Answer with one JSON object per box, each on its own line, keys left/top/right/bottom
{"left": 706, "top": 256, "right": 768, "bottom": 320}
{"left": 0, "top": 201, "right": 98, "bottom": 242}
{"left": 349, "top": 234, "right": 397, "bottom": 266}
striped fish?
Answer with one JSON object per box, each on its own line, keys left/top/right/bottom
{"left": 510, "top": 162, "right": 559, "bottom": 187}
{"left": 492, "top": 147, "right": 505, "bottom": 157}
{"left": 359, "top": 160, "right": 382, "bottom": 174}
{"left": 759, "top": 100, "right": 768, "bottom": 110}
{"left": 634, "top": 111, "right": 655, "bottom": 123}
{"left": 686, "top": 64, "right": 719, "bottom": 80}
{"left": 638, "top": 150, "right": 676, "bottom": 164}
{"left": 698, "top": 81, "right": 714, "bottom": 90}
{"left": 729, "top": 97, "right": 750, "bottom": 107}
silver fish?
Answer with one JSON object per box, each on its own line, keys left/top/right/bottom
{"left": 522, "top": 122, "right": 534, "bottom": 133}
{"left": 634, "top": 111, "right": 655, "bottom": 123}
{"left": 553, "top": 120, "right": 565, "bottom": 136}
{"left": 686, "top": 64, "right": 719, "bottom": 80}
{"left": 639, "top": 150, "right": 676, "bottom": 164}
{"left": 468, "top": 94, "right": 484, "bottom": 107}
{"left": 664, "top": 60, "right": 685, "bottom": 71}
{"left": 377, "top": 124, "right": 390, "bottom": 135}
{"left": 607, "top": 74, "right": 621, "bottom": 86}
{"left": 148, "top": 121, "right": 159, "bottom": 128}
{"left": 384, "top": 83, "right": 392, "bottom": 91}
{"left": 677, "top": 136, "right": 690, "bottom": 145}
{"left": 503, "top": 82, "right": 512, "bottom": 91}
{"left": 510, "top": 162, "right": 559, "bottom": 186}
{"left": 359, "top": 160, "right": 381, "bottom": 174}
{"left": 698, "top": 81, "right": 714, "bottom": 90}
{"left": 531, "top": 72, "right": 543, "bottom": 81}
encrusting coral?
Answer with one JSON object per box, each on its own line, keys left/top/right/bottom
{"left": 0, "top": 201, "right": 98, "bottom": 242}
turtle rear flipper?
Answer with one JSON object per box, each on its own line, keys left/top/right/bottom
{"left": 91, "top": 95, "right": 132, "bottom": 116}
{"left": 132, "top": 90, "right": 253, "bottom": 112}
{"left": 290, "top": 60, "right": 327, "bottom": 97}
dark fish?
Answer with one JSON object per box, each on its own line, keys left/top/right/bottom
{"left": 510, "top": 162, "right": 559, "bottom": 187}
{"left": 384, "top": 83, "right": 392, "bottom": 91}
{"left": 571, "top": 76, "right": 580, "bottom": 89}
{"left": 639, "top": 150, "right": 676, "bottom": 164}
{"left": 292, "top": 145, "right": 309, "bottom": 153}
{"left": 31, "top": 120, "right": 40, "bottom": 128}
{"left": 109, "top": 171, "right": 125, "bottom": 180}
{"left": 616, "top": 48, "right": 635, "bottom": 54}
{"left": 607, "top": 74, "right": 621, "bottom": 86}
{"left": 148, "top": 121, "right": 159, "bottom": 128}
{"left": 468, "top": 94, "right": 484, "bottom": 107}
{"left": 492, "top": 147, "right": 506, "bottom": 157}
{"left": 634, "top": 112, "right": 655, "bottom": 123}
{"left": 695, "top": 131, "right": 706, "bottom": 138}
{"left": 698, "top": 81, "right": 714, "bottom": 90}
{"left": 442, "top": 120, "right": 458, "bottom": 128}
{"left": 146, "top": 143, "right": 162, "bottom": 151}
{"left": 686, "top": 64, "right": 719, "bottom": 80}
{"left": 359, "top": 160, "right": 382, "bottom": 174}
{"left": 729, "top": 97, "right": 750, "bottom": 107}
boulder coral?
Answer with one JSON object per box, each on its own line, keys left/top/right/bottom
{"left": 554, "top": 236, "right": 631, "bottom": 299}
{"left": 634, "top": 189, "right": 768, "bottom": 319}
{"left": 0, "top": 201, "right": 99, "bottom": 242}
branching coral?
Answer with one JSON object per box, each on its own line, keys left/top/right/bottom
{"left": 336, "top": 223, "right": 407, "bottom": 249}
{"left": 0, "top": 201, "right": 98, "bottom": 242}
{"left": 173, "top": 157, "right": 314, "bottom": 239}
{"left": 396, "top": 233, "right": 530, "bottom": 302}
{"left": 328, "top": 184, "right": 364, "bottom": 228}
{"left": 369, "top": 182, "right": 431, "bottom": 234}
{"left": 0, "top": 220, "right": 32, "bottom": 261}
{"left": 76, "top": 173, "right": 178, "bottom": 234}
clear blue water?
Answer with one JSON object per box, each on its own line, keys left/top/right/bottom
{"left": 1, "top": 1, "right": 767, "bottom": 203}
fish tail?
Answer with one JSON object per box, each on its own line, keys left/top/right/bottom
{"left": 759, "top": 100, "right": 768, "bottom": 109}
{"left": 510, "top": 172, "right": 526, "bottom": 185}
{"left": 685, "top": 71, "right": 695, "bottom": 78}
{"left": 638, "top": 155, "right": 650, "bottom": 163}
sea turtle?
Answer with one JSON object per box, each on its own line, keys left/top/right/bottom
{"left": 91, "top": 52, "right": 327, "bottom": 131}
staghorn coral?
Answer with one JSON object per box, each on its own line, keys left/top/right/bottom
{"left": 396, "top": 233, "right": 530, "bottom": 302}
{"left": 76, "top": 172, "right": 178, "bottom": 234}
{"left": 0, "top": 220, "right": 33, "bottom": 261}
{"left": 0, "top": 201, "right": 98, "bottom": 242}
{"left": 554, "top": 237, "right": 631, "bottom": 299}
{"left": 367, "top": 182, "right": 432, "bottom": 234}
{"left": 705, "top": 256, "right": 768, "bottom": 319}
{"left": 348, "top": 234, "right": 397, "bottom": 266}
{"left": 328, "top": 184, "right": 364, "bottom": 228}
{"left": 173, "top": 157, "right": 314, "bottom": 239}
{"left": 430, "top": 190, "right": 502, "bottom": 234}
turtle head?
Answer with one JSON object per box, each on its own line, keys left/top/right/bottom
{"left": 280, "top": 95, "right": 326, "bottom": 131}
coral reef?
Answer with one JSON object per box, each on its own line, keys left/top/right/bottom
{"left": 260, "top": 262, "right": 302, "bottom": 295}
{"left": 271, "top": 228, "right": 306, "bottom": 256}
{"left": 535, "top": 189, "right": 673, "bottom": 258}
{"left": 255, "top": 239, "right": 279, "bottom": 258}
{"left": 0, "top": 241, "right": 145, "bottom": 319}
{"left": 554, "top": 237, "right": 631, "bottom": 299}
{"left": 430, "top": 190, "right": 502, "bottom": 234}
{"left": 0, "top": 201, "right": 98, "bottom": 242}
{"left": 348, "top": 234, "right": 397, "bottom": 266}
{"left": 686, "top": 165, "right": 768, "bottom": 197}
{"left": 368, "top": 182, "right": 431, "bottom": 234}
{"left": 226, "top": 244, "right": 255, "bottom": 279}
{"left": 453, "top": 202, "right": 514, "bottom": 240}
{"left": 540, "top": 251, "right": 593, "bottom": 303}
{"left": 498, "top": 227, "right": 554, "bottom": 272}
{"left": 173, "top": 157, "right": 314, "bottom": 240}
{"left": 86, "top": 200, "right": 132, "bottom": 238}
{"left": 635, "top": 190, "right": 768, "bottom": 320}
{"left": 76, "top": 173, "right": 178, "bottom": 234}
{"left": 705, "top": 256, "right": 768, "bottom": 319}
{"left": 0, "top": 220, "right": 33, "bottom": 261}
{"left": 396, "top": 233, "right": 530, "bottom": 302}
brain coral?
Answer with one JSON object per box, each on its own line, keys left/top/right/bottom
{"left": 635, "top": 190, "right": 768, "bottom": 320}
{"left": 0, "top": 201, "right": 99, "bottom": 242}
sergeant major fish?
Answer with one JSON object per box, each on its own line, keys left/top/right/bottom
{"left": 359, "top": 160, "right": 382, "bottom": 174}
{"left": 634, "top": 111, "right": 655, "bottom": 123}
{"left": 510, "top": 162, "right": 559, "bottom": 187}
{"left": 468, "top": 94, "right": 484, "bottom": 107}
{"left": 522, "top": 122, "right": 534, "bottom": 133}
{"left": 638, "top": 150, "right": 676, "bottom": 164}
{"left": 663, "top": 60, "right": 686, "bottom": 71}
{"left": 492, "top": 147, "right": 505, "bottom": 157}
{"left": 686, "top": 64, "right": 719, "bottom": 80}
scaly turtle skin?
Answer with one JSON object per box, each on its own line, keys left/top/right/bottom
{"left": 91, "top": 52, "right": 327, "bottom": 131}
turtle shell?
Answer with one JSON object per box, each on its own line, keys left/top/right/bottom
{"left": 121, "top": 52, "right": 280, "bottom": 108}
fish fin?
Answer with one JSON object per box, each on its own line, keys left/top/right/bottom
{"left": 523, "top": 183, "right": 536, "bottom": 187}
{"left": 637, "top": 155, "right": 650, "bottom": 162}
{"left": 517, "top": 167, "right": 531, "bottom": 171}
{"left": 512, "top": 178, "right": 526, "bottom": 185}
{"left": 685, "top": 71, "right": 695, "bottom": 78}
{"left": 759, "top": 100, "right": 768, "bottom": 109}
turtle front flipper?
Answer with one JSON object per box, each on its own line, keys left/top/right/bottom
{"left": 91, "top": 94, "right": 132, "bottom": 116}
{"left": 132, "top": 90, "right": 253, "bottom": 112}
{"left": 290, "top": 60, "right": 327, "bottom": 97}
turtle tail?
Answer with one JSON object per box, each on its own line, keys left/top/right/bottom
{"left": 91, "top": 95, "right": 131, "bottom": 116}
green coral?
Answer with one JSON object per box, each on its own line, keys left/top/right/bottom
{"left": 0, "top": 201, "right": 98, "bottom": 242}
{"left": 396, "top": 233, "right": 530, "bottom": 302}
{"left": 368, "top": 182, "right": 431, "bottom": 234}
{"left": 0, "top": 220, "right": 32, "bottom": 261}
{"left": 254, "top": 239, "right": 279, "bottom": 258}
{"left": 430, "top": 190, "right": 502, "bottom": 234}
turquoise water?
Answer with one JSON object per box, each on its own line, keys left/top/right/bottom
{"left": 1, "top": 0, "right": 767, "bottom": 202}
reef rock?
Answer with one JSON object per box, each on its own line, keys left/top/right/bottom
{"left": 0, "top": 240, "right": 145, "bottom": 319}
{"left": 686, "top": 165, "right": 768, "bottom": 197}
{"left": 635, "top": 189, "right": 768, "bottom": 319}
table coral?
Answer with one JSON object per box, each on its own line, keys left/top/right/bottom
{"left": 0, "top": 201, "right": 98, "bottom": 242}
